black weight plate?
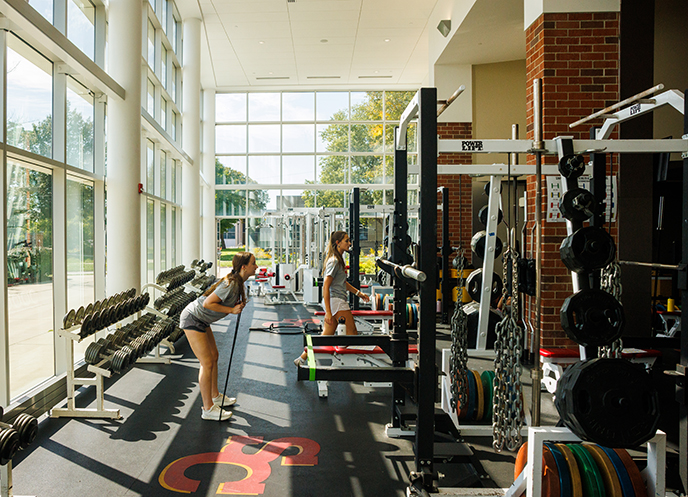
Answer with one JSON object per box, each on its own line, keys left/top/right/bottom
{"left": 14, "top": 414, "right": 37, "bottom": 448}
{"left": 478, "top": 205, "right": 503, "bottom": 226}
{"left": 0, "top": 428, "right": 20, "bottom": 466}
{"left": 75, "top": 306, "right": 85, "bottom": 324}
{"left": 63, "top": 309, "right": 76, "bottom": 330}
{"left": 93, "top": 300, "right": 102, "bottom": 313}
{"left": 560, "top": 289, "right": 624, "bottom": 346}
{"left": 471, "top": 231, "right": 503, "bottom": 260}
{"left": 558, "top": 154, "right": 586, "bottom": 179}
{"left": 465, "top": 269, "right": 503, "bottom": 306}
{"left": 80, "top": 314, "right": 93, "bottom": 338}
{"left": 85, "top": 303, "right": 94, "bottom": 316}
{"left": 555, "top": 358, "right": 660, "bottom": 448}
{"left": 560, "top": 226, "right": 616, "bottom": 273}
{"left": 559, "top": 188, "right": 597, "bottom": 222}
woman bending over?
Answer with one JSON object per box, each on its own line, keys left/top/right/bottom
{"left": 180, "top": 252, "right": 258, "bottom": 421}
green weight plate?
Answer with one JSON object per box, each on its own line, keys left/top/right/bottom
{"left": 567, "top": 443, "right": 606, "bottom": 497}
{"left": 585, "top": 444, "right": 623, "bottom": 497}
{"left": 545, "top": 443, "right": 572, "bottom": 497}
{"left": 600, "top": 446, "right": 635, "bottom": 497}
{"left": 555, "top": 444, "right": 583, "bottom": 497}
{"left": 480, "top": 371, "right": 491, "bottom": 421}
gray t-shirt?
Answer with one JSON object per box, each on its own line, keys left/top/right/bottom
{"left": 188, "top": 279, "right": 242, "bottom": 324}
{"left": 324, "top": 258, "right": 347, "bottom": 300}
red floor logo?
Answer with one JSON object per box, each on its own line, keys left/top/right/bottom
{"left": 159, "top": 436, "right": 320, "bottom": 494}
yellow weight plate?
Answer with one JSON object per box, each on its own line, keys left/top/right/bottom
{"left": 555, "top": 443, "right": 583, "bottom": 497}
{"left": 585, "top": 444, "right": 623, "bottom": 497}
{"left": 472, "top": 370, "right": 484, "bottom": 421}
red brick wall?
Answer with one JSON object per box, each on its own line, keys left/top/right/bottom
{"left": 436, "top": 123, "right": 473, "bottom": 261}
{"left": 525, "top": 12, "right": 620, "bottom": 348}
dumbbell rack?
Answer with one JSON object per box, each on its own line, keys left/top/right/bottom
{"left": 140, "top": 282, "right": 193, "bottom": 357}
{"left": 51, "top": 323, "right": 120, "bottom": 419}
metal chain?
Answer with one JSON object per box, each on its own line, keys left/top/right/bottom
{"left": 493, "top": 243, "right": 524, "bottom": 452}
{"left": 599, "top": 261, "right": 623, "bottom": 358}
{"left": 450, "top": 248, "right": 469, "bottom": 412}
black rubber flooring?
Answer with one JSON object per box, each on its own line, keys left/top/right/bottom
{"left": 12, "top": 299, "right": 423, "bottom": 497}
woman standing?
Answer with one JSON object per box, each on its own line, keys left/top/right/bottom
{"left": 294, "top": 231, "right": 370, "bottom": 366}
{"left": 180, "top": 252, "right": 258, "bottom": 421}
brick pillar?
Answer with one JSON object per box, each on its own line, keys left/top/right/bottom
{"left": 437, "top": 123, "right": 473, "bottom": 263}
{"left": 525, "top": 12, "right": 620, "bottom": 348}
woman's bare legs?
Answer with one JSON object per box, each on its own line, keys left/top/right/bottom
{"left": 184, "top": 327, "right": 219, "bottom": 411}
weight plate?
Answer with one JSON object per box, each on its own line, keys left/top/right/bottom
{"left": 478, "top": 205, "right": 503, "bottom": 226}
{"left": 472, "top": 370, "right": 484, "bottom": 421}
{"left": 545, "top": 443, "right": 572, "bottom": 497}
{"left": 85, "top": 303, "right": 94, "bottom": 316}
{"left": 63, "top": 309, "right": 76, "bottom": 330}
{"left": 471, "top": 230, "right": 503, "bottom": 260}
{"left": 613, "top": 449, "right": 648, "bottom": 497}
{"left": 560, "top": 289, "right": 624, "bottom": 347}
{"left": 14, "top": 414, "right": 37, "bottom": 448}
{"left": 75, "top": 306, "right": 85, "bottom": 324}
{"left": 80, "top": 314, "right": 93, "bottom": 338}
{"left": 599, "top": 446, "right": 635, "bottom": 497}
{"left": 0, "top": 428, "right": 20, "bottom": 466}
{"left": 513, "top": 442, "right": 561, "bottom": 497}
{"left": 555, "top": 358, "right": 659, "bottom": 448}
{"left": 465, "top": 269, "right": 503, "bottom": 305}
{"left": 466, "top": 368, "right": 477, "bottom": 421}
{"left": 93, "top": 300, "right": 102, "bottom": 313}
{"left": 560, "top": 226, "right": 616, "bottom": 273}
{"left": 555, "top": 443, "right": 583, "bottom": 497}
{"left": 559, "top": 188, "right": 597, "bottom": 222}
{"left": 584, "top": 444, "right": 623, "bottom": 497}
{"left": 481, "top": 370, "right": 493, "bottom": 421}
{"left": 558, "top": 154, "right": 586, "bottom": 179}
{"left": 567, "top": 443, "right": 606, "bottom": 497}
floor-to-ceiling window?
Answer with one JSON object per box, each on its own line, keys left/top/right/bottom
{"left": 215, "top": 90, "right": 419, "bottom": 260}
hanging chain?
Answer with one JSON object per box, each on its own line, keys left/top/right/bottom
{"left": 450, "top": 248, "right": 469, "bottom": 412}
{"left": 493, "top": 242, "right": 524, "bottom": 452}
{"left": 599, "top": 260, "right": 623, "bottom": 358}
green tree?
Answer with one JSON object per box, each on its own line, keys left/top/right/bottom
{"left": 303, "top": 91, "right": 416, "bottom": 208}
{"left": 215, "top": 158, "right": 269, "bottom": 216}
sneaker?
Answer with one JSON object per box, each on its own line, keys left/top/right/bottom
{"left": 201, "top": 404, "right": 232, "bottom": 421}
{"left": 213, "top": 393, "right": 236, "bottom": 408}
{"left": 294, "top": 356, "right": 307, "bottom": 367}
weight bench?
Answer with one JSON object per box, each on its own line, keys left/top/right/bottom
{"left": 307, "top": 344, "right": 418, "bottom": 398}
{"left": 313, "top": 309, "right": 393, "bottom": 334}
{"left": 263, "top": 285, "right": 300, "bottom": 305}
{"left": 540, "top": 347, "right": 661, "bottom": 394}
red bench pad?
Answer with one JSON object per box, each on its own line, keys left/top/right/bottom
{"left": 540, "top": 347, "right": 661, "bottom": 359}
{"left": 272, "top": 285, "right": 285, "bottom": 289}
{"left": 334, "top": 345, "right": 418, "bottom": 354}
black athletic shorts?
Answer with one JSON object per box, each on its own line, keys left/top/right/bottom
{"left": 179, "top": 307, "right": 210, "bottom": 333}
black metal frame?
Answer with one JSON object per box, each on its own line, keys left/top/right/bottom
{"left": 349, "top": 187, "right": 361, "bottom": 310}
{"left": 679, "top": 90, "right": 688, "bottom": 492}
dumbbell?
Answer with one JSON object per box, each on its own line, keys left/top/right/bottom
{"left": 0, "top": 413, "right": 37, "bottom": 450}
{"left": 84, "top": 337, "right": 133, "bottom": 374}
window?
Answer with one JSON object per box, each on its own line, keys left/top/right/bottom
{"left": 66, "top": 76, "right": 94, "bottom": 172}
{"left": 159, "top": 151, "right": 167, "bottom": 199}
{"left": 172, "top": 17, "right": 180, "bottom": 55}
{"left": 171, "top": 111, "right": 177, "bottom": 141}
{"left": 160, "top": 98, "right": 167, "bottom": 129}
{"left": 68, "top": 0, "right": 95, "bottom": 60}
{"left": 161, "top": 0, "right": 169, "bottom": 34}
{"left": 66, "top": 176, "right": 95, "bottom": 362}
{"left": 147, "top": 200, "right": 155, "bottom": 283}
{"left": 146, "top": 140, "right": 155, "bottom": 194}
{"left": 171, "top": 160, "right": 177, "bottom": 203}
{"left": 147, "top": 20, "right": 155, "bottom": 69}
{"left": 161, "top": 46, "right": 168, "bottom": 88}
{"left": 160, "top": 203, "right": 167, "bottom": 270}
{"left": 6, "top": 35, "right": 53, "bottom": 159}
{"left": 31, "top": 0, "right": 54, "bottom": 24}
{"left": 6, "top": 161, "right": 54, "bottom": 399}
{"left": 147, "top": 79, "right": 155, "bottom": 116}
{"left": 171, "top": 207, "right": 177, "bottom": 265}
{"left": 170, "top": 65, "right": 177, "bottom": 103}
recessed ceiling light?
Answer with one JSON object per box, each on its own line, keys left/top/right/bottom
{"left": 384, "top": 38, "right": 390, "bottom": 42}
{"left": 259, "top": 41, "right": 265, "bottom": 44}
{"left": 320, "top": 39, "right": 328, "bottom": 43}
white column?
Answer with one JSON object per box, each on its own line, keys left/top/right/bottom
{"left": 106, "top": 0, "right": 142, "bottom": 293}
{"left": 202, "top": 89, "right": 217, "bottom": 267}
{"left": 181, "top": 18, "right": 202, "bottom": 266}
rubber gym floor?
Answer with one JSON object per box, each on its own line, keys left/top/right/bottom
{"left": 13, "top": 297, "right": 560, "bottom": 497}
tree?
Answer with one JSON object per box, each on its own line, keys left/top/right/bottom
{"left": 215, "top": 158, "right": 269, "bottom": 216}
{"left": 302, "top": 91, "right": 417, "bottom": 208}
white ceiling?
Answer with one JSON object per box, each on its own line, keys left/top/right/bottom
{"left": 192, "top": 0, "right": 439, "bottom": 90}
{"left": 181, "top": 0, "right": 527, "bottom": 91}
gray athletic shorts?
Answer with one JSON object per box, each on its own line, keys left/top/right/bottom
{"left": 179, "top": 307, "right": 210, "bottom": 333}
